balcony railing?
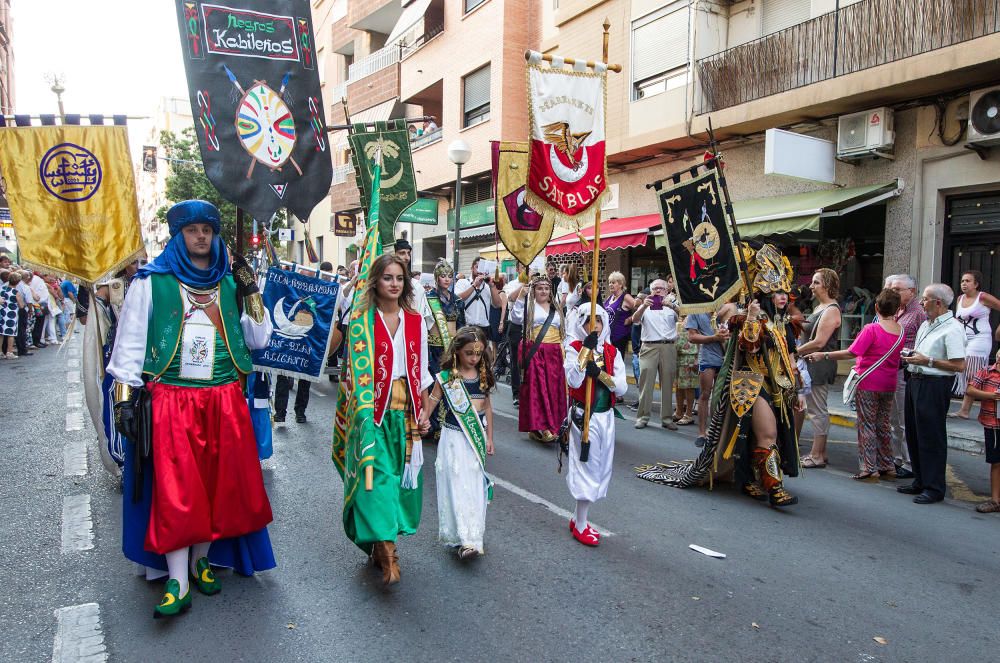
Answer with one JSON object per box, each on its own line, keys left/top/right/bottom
{"left": 410, "top": 126, "right": 442, "bottom": 150}
{"left": 400, "top": 23, "right": 444, "bottom": 60}
{"left": 331, "top": 81, "right": 347, "bottom": 103}
{"left": 348, "top": 44, "right": 401, "bottom": 82}
{"left": 697, "top": 0, "right": 1000, "bottom": 114}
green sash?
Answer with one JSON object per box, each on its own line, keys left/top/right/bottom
{"left": 426, "top": 294, "right": 452, "bottom": 348}
{"left": 438, "top": 370, "right": 493, "bottom": 501}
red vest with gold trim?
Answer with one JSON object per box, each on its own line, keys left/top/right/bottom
{"left": 373, "top": 309, "right": 424, "bottom": 426}
{"left": 567, "top": 340, "right": 617, "bottom": 406}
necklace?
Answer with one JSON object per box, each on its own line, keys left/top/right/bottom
{"left": 183, "top": 283, "right": 219, "bottom": 310}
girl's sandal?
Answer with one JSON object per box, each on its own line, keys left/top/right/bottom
{"left": 851, "top": 472, "right": 879, "bottom": 483}
{"left": 975, "top": 500, "right": 1000, "bottom": 513}
{"left": 801, "top": 456, "right": 827, "bottom": 469}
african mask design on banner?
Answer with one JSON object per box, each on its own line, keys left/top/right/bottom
{"left": 174, "top": 1, "right": 332, "bottom": 223}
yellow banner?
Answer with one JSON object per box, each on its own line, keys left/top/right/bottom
{"left": 0, "top": 126, "right": 143, "bottom": 284}
{"left": 494, "top": 141, "right": 553, "bottom": 266}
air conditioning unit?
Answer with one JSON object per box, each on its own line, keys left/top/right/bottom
{"left": 837, "top": 107, "right": 895, "bottom": 159}
{"left": 967, "top": 87, "right": 1000, "bottom": 148}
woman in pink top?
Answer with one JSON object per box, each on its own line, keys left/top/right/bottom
{"left": 805, "top": 289, "right": 903, "bottom": 481}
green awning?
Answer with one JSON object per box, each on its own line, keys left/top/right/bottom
{"left": 733, "top": 180, "right": 903, "bottom": 238}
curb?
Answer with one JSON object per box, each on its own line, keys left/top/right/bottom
{"left": 829, "top": 408, "right": 984, "bottom": 454}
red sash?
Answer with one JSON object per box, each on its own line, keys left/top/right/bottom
{"left": 567, "top": 340, "right": 617, "bottom": 406}
{"left": 373, "top": 309, "right": 424, "bottom": 425}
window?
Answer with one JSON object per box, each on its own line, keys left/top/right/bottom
{"left": 761, "top": 0, "right": 811, "bottom": 36}
{"left": 465, "top": 0, "right": 486, "bottom": 13}
{"left": 462, "top": 64, "right": 491, "bottom": 128}
{"left": 631, "top": 2, "right": 689, "bottom": 101}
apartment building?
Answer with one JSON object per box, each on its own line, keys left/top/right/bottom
{"left": 0, "top": 0, "right": 13, "bottom": 116}
{"left": 135, "top": 97, "right": 194, "bottom": 258}
{"left": 308, "top": 0, "right": 539, "bottom": 273}
{"left": 546, "top": 0, "right": 1000, "bottom": 346}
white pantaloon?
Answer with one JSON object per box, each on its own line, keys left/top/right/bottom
{"left": 566, "top": 407, "right": 616, "bottom": 503}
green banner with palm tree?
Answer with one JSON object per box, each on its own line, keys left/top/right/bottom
{"left": 332, "top": 160, "right": 383, "bottom": 509}
{"left": 348, "top": 119, "right": 417, "bottom": 247}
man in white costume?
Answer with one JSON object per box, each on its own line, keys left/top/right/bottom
{"left": 563, "top": 303, "right": 628, "bottom": 546}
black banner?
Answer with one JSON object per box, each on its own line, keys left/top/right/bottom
{"left": 174, "top": 0, "right": 332, "bottom": 224}
{"left": 656, "top": 169, "right": 742, "bottom": 314}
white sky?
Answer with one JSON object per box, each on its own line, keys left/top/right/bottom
{"left": 11, "top": 0, "right": 189, "bottom": 150}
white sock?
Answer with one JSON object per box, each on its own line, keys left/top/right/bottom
{"left": 165, "top": 548, "right": 190, "bottom": 596}
{"left": 190, "top": 542, "right": 211, "bottom": 575}
{"left": 574, "top": 500, "right": 591, "bottom": 532}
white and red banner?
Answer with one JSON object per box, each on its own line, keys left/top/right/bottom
{"left": 526, "top": 61, "right": 607, "bottom": 221}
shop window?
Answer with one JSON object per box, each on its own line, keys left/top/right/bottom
{"left": 631, "top": 2, "right": 688, "bottom": 101}
{"left": 462, "top": 64, "right": 491, "bottom": 128}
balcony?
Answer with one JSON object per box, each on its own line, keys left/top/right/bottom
{"left": 410, "top": 125, "right": 442, "bottom": 150}
{"left": 348, "top": 43, "right": 401, "bottom": 81}
{"left": 697, "top": 0, "right": 1000, "bottom": 114}
{"left": 331, "top": 162, "right": 355, "bottom": 186}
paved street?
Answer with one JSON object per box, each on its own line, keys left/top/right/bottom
{"left": 3, "top": 334, "right": 999, "bottom": 663}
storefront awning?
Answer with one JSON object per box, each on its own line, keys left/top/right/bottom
{"left": 545, "top": 214, "right": 662, "bottom": 256}
{"left": 477, "top": 242, "right": 515, "bottom": 261}
{"left": 733, "top": 179, "right": 903, "bottom": 238}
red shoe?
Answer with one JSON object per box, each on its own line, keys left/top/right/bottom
{"left": 572, "top": 524, "right": 600, "bottom": 546}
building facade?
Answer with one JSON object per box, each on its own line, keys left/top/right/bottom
{"left": 309, "top": 0, "right": 540, "bottom": 274}
{"left": 0, "top": 0, "right": 13, "bottom": 116}
{"left": 546, "top": 0, "right": 1000, "bottom": 346}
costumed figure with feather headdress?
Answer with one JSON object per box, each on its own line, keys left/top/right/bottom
{"left": 425, "top": 259, "right": 466, "bottom": 374}
{"left": 637, "top": 243, "right": 806, "bottom": 508}
{"left": 107, "top": 200, "right": 275, "bottom": 618}
{"left": 512, "top": 273, "right": 568, "bottom": 443}
{"left": 563, "top": 303, "right": 629, "bottom": 546}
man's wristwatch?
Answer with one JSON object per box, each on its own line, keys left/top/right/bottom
{"left": 928, "top": 357, "right": 935, "bottom": 368}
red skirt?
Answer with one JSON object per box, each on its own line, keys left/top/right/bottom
{"left": 146, "top": 381, "right": 273, "bottom": 554}
{"left": 518, "top": 342, "right": 568, "bottom": 433}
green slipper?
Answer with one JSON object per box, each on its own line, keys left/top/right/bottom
{"left": 153, "top": 579, "right": 192, "bottom": 619}
{"left": 190, "top": 557, "right": 221, "bottom": 596}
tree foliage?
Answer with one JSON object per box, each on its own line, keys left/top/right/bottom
{"left": 155, "top": 127, "right": 242, "bottom": 242}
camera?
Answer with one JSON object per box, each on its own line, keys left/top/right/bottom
{"left": 900, "top": 348, "right": 915, "bottom": 358}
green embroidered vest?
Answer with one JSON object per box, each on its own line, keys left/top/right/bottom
{"left": 143, "top": 273, "right": 254, "bottom": 379}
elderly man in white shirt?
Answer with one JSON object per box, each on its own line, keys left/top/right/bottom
{"left": 900, "top": 283, "right": 966, "bottom": 504}
{"left": 631, "top": 279, "right": 679, "bottom": 430}
{"left": 26, "top": 270, "right": 51, "bottom": 347}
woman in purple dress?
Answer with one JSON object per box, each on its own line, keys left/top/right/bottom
{"left": 604, "top": 271, "right": 636, "bottom": 358}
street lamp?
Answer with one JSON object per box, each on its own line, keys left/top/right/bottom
{"left": 44, "top": 73, "right": 66, "bottom": 122}
{"left": 447, "top": 139, "right": 471, "bottom": 273}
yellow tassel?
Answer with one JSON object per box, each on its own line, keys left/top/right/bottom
{"left": 722, "top": 425, "right": 740, "bottom": 460}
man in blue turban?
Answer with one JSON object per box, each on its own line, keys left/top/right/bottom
{"left": 108, "top": 200, "right": 275, "bottom": 618}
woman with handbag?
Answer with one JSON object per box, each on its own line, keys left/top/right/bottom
{"left": 796, "top": 268, "right": 843, "bottom": 468}
{"left": 805, "top": 289, "right": 903, "bottom": 481}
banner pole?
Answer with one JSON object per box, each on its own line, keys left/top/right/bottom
{"left": 705, "top": 117, "right": 752, "bottom": 304}
{"left": 579, "top": 18, "right": 613, "bottom": 463}
{"left": 236, "top": 207, "right": 245, "bottom": 255}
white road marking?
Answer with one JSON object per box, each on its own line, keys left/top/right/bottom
{"left": 66, "top": 371, "right": 80, "bottom": 385}
{"left": 66, "top": 357, "right": 80, "bottom": 369}
{"left": 52, "top": 603, "right": 107, "bottom": 663}
{"left": 491, "top": 475, "right": 616, "bottom": 537}
{"left": 66, "top": 391, "right": 83, "bottom": 408}
{"left": 61, "top": 494, "right": 94, "bottom": 553}
{"left": 63, "top": 439, "right": 88, "bottom": 476}
{"left": 65, "top": 410, "right": 85, "bottom": 432}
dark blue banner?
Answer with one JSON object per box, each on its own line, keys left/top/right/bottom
{"left": 252, "top": 266, "right": 339, "bottom": 381}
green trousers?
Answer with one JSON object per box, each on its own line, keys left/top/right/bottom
{"left": 343, "top": 409, "right": 422, "bottom": 553}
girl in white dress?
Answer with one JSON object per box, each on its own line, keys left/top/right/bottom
{"left": 422, "top": 326, "right": 495, "bottom": 559}
{"left": 954, "top": 270, "right": 1000, "bottom": 418}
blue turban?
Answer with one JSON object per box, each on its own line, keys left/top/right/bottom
{"left": 137, "top": 200, "right": 230, "bottom": 288}
{"left": 166, "top": 200, "right": 222, "bottom": 237}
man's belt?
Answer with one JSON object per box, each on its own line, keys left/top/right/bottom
{"left": 644, "top": 339, "right": 675, "bottom": 344}
{"left": 572, "top": 399, "right": 612, "bottom": 414}
{"left": 909, "top": 373, "right": 953, "bottom": 380}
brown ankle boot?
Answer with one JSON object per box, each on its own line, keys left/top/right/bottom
{"left": 381, "top": 542, "right": 400, "bottom": 586}
{"left": 752, "top": 445, "right": 798, "bottom": 508}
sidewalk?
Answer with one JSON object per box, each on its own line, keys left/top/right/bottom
{"left": 620, "top": 374, "right": 985, "bottom": 454}
{"left": 827, "top": 384, "right": 984, "bottom": 454}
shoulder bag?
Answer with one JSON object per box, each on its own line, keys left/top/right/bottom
{"left": 842, "top": 326, "right": 904, "bottom": 404}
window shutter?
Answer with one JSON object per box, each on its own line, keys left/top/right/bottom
{"left": 464, "top": 65, "right": 491, "bottom": 112}
{"left": 631, "top": 3, "right": 689, "bottom": 83}
{"left": 762, "top": 0, "right": 811, "bottom": 36}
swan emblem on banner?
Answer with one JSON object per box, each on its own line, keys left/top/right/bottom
{"left": 273, "top": 296, "right": 317, "bottom": 339}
